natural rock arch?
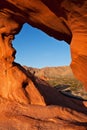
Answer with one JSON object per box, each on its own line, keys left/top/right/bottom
{"left": 0, "top": 0, "right": 87, "bottom": 91}
{"left": 0, "top": 0, "right": 87, "bottom": 129}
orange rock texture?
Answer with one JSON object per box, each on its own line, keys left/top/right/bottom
{"left": 0, "top": 0, "right": 87, "bottom": 129}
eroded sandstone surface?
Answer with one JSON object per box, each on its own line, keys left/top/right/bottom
{"left": 0, "top": 0, "right": 87, "bottom": 129}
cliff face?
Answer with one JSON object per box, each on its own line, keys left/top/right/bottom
{"left": 0, "top": 0, "right": 87, "bottom": 129}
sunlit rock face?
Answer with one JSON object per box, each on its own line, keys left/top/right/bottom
{"left": 0, "top": 4, "right": 46, "bottom": 106}
{"left": 0, "top": 0, "right": 87, "bottom": 129}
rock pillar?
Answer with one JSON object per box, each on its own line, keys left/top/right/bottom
{"left": 0, "top": 14, "right": 45, "bottom": 105}
{"left": 70, "top": 33, "right": 87, "bottom": 91}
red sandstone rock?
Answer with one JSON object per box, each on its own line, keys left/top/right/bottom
{"left": 0, "top": 17, "right": 45, "bottom": 106}
{"left": 0, "top": 0, "right": 86, "bottom": 90}
{"left": 0, "top": 0, "right": 87, "bottom": 129}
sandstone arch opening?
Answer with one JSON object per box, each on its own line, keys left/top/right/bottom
{"left": 12, "top": 23, "right": 87, "bottom": 100}
{"left": 13, "top": 23, "right": 71, "bottom": 68}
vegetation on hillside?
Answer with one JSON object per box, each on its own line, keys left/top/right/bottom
{"left": 48, "top": 77, "right": 87, "bottom": 100}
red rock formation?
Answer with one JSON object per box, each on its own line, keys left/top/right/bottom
{"left": 0, "top": 12, "right": 45, "bottom": 106}
{"left": 0, "top": 0, "right": 87, "bottom": 129}
{"left": 1, "top": 0, "right": 86, "bottom": 91}
{"left": 62, "top": 0, "right": 87, "bottom": 91}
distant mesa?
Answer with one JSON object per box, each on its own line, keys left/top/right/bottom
{"left": 0, "top": 0, "right": 87, "bottom": 130}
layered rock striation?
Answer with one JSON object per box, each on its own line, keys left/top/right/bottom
{"left": 0, "top": 0, "right": 87, "bottom": 129}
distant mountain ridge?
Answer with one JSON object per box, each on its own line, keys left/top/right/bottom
{"left": 23, "top": 66, "right": 75, "bottom": 80}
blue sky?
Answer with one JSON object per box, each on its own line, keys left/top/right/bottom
{"left": 13, "top": 23, "right": 71, "bottom": 68}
